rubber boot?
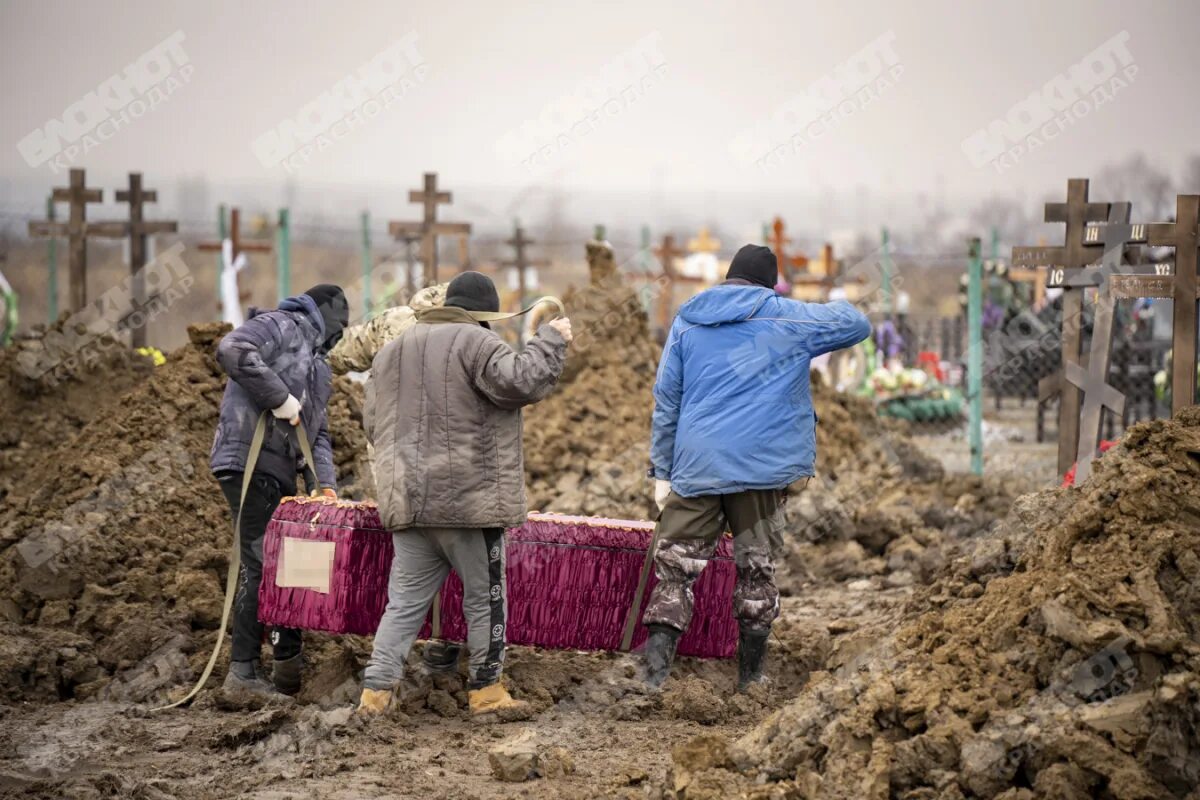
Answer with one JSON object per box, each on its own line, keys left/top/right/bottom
{"left": 642, "top": 624, "right": 682, "bottom": 689}
{"left": 421, "top": 640, "right": 462, "bottom": 675}
{"left": 468, "top": 682, "right": 530, "bottom": 717}
{"left": 357, "top": 687, "right": 394, "bottom": 716}
{"left": 271, "top": 651, "right": 304, "bottom": 696}
{"left": 223, "top": 659, "right": 286, "bottom": 698}
{"left": 737, "top": 627, "right": 770, "bottom": 691}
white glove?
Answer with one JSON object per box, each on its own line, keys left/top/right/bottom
{"left": 272, "top": 394, "right": 302, "bottom": 426}
{"left": 548, "top": 317, "right": 573, "bottom": 343}
{"left": 654, "top": 479, "right": 672, "bottom": 510}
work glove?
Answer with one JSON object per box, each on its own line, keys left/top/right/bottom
{"left": 272, "top": 394, "right": 302, "bottom": 426}
{"left": 548, "top": 317, "right": 573, "bottom": 343}
{"left": 654, "top": 479, "right": 671, "bottom": 511}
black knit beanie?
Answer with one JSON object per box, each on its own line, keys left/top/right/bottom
{"left": 445, "top": 271, "right": 500, "bottom": 314}
{"left": 726, "top": 244, "right": 778, "bottom": 289}
{"left": 303, "top": 283, "right": 349, "bottom": 350}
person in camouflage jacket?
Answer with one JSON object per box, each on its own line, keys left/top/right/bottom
{"left": 327, "top": 283, "right": 448, "bottom": 374}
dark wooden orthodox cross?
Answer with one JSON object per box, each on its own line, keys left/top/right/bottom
{"left": 27, "top": 168, "right": 126, "bottom": 312}
{"left": 388, "top": 172, "right": 471, "bottom": 287}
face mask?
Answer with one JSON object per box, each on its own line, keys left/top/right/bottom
{"left": 321, "top": 327, "right": 345, "bottom": 352}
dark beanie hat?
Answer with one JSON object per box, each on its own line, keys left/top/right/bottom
{"left": 304, "top": 283, "right": 349, "bottom": 349}
{"left": 726, "top": 244, "right": 778, "bottom": 289}
{"left": 445, "top": 271, "right": 500, "bottom": 314}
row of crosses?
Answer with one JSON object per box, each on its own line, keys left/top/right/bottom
{"left": 1013, "top": 178, "right": 1199, "bottom": 483}
{"left": 28, "top": 168, "right": 177, "bottom": 348}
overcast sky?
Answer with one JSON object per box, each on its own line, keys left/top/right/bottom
{"left": 2, "top": 0, "right": 1198, "bottom": 234}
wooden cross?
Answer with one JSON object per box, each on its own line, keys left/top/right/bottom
{"left": 1147, "top": 195, "right": 1200, "bottom": 414}
{"left": 456, "top": 234, "right": 471, "bottom": 274}
{"left": 502, "top": 222, "right": 549, "bottom": 310}
{"left": 388, "top": 172, "right": 471, "bottom": 287}
{"left": 394, "top": 232, "right": 421, "bottom": 302}
{"left": 27, "top": 168, "right": 126, "bottom": 312}
{"left": 1063, "top": 203, "right": 1137, "bottom": 484}
{"left": 114, "top": 172, "right": 177, "bottom": 348}
{"left": 1056, "top": 198, "right": 1198, "bottom": 412}
{"left": 1012, "top": 179, "right": 1112, "bottom": 476}
{"left": 655, "top": 233, "right": 697, "bottom": 331}
{"left": 769, "top": 217, "right": 809, "bottom": 282}
{"left": 813, "top": 244, "right": 837, "bottom": 279}
{"left": 198, "top": 208, "right": 273, "bottom": 307}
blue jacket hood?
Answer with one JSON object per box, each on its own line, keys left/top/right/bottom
{"left": 678, "top": 284, "right": 774, "bottom": 326}
{"left": 277, "top": 294, "right": 326, "bottom": 338}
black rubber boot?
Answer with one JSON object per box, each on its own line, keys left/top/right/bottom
{"left": 421, "top": 640, "right": 462, "bottom": 675}
{"left": 271, "top": 651, "right": 304, "bottom": 696}
{"left": 643, "top": 624, "right": 682, "bottom": 689}
{"left": 224, "top": 659, "right": 285, "bottom": 698}
{"left": 737, "top": 627, "right": 770, "bottom": 691}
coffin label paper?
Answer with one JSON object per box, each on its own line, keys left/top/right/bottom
{"left": 278, "top": 537, "right": 336, "bottom": 593}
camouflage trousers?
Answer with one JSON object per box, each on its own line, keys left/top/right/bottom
{"left": 642, "top": 487, "right": 789, "bottom": 635}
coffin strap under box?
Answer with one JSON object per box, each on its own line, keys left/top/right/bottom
{"left": 259, "top": 502, "right": 738, "bottom": 659}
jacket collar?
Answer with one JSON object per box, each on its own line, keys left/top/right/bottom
{"left": 416, "top": 305, "right": 482, "bottom": 326}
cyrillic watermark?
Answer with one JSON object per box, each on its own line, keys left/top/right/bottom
{"left": 14, "top": 243, "right": 194, "bottom": 383}
{"left": 17, "top": 31, "right": 193, "bottom": 174}
{"left": 962, "top": 31, "right": 1137, "bottom": 173}
{"left": 251, "top": 33, "right": 428, "bottom": 173}
{"left": 495, "top": 32, "right": 668, "bottom": 170}
{"left": 729, "top": 31, "right": 903, "bottom": 171}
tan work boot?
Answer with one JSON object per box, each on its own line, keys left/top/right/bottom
{"left": 468, "top": 683, "right": 530, "bottom": 717}
{"left": 357, "top": 687, "right": 393, "bottom": 716}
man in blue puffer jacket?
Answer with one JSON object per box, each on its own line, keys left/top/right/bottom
{"left": 641, "top": 245, "right": 870, "bottom": 690}
{"left": 210, "top": 284, "right": 348, "bottom": 697}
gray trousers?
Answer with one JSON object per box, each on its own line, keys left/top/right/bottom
{"left": 363, "top": 527, "right": 507, "bottom": 691}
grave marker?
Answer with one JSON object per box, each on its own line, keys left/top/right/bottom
{"left": 503, "top": 220, "right": 549, "bottom": 310}
{"left": 199, "top": 208, "right": 273, "bottom": 314}
{"left": 1012, "top": 178, "right": 1112, "bottom": 476}
{"left": 27, "top": 168, "right": 126, "bottom": 312}
{"left": 388, "top": 172, "right": 471, "bottom": 287}
{"left": 114, "top": 172, "right": 177, "bottom": 347}
{"left": 1147, "top": 195, "right": 1200, "bottom": 413}
{"left": 769, "top": 217, "right": 809, "bottom": 283}
{"left": 655, "top": 233, "right": 699, "bottom": 331}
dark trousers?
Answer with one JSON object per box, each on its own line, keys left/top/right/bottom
{"left": 642, "top": 488, "right": 788, "bottom": 635}
{"left": 218, "top": 472, "right": 302, "bottom": 663}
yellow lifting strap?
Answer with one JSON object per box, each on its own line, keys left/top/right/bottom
{"left": 153, "top": 411, "right": 318, "bottom": 711}
{"left": 466, "top": 295, "right": 564, "bottom": 323}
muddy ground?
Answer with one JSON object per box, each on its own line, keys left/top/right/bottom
{"left": 0, "top": 581, "right": 912, "bottom": 799}
{"left": 5, "top": 239, "right": 1189, "bottom": 798}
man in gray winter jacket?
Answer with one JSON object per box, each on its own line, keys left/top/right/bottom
{"left": 358, "top": 272, "right": 571, "bottom": 717}
{"left": 210, "top": 283, "right": 349, "bottom": 697}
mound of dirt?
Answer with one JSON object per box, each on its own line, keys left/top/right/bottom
{"left": 0, "top": 321, "right": 154, "bottom": 504}
{"left": 523, "top": 238, "right": 661, "bottom": 520}
{"left": 672, "top": 409, "right": 1200, "bottom": 799}
{"left": 777, "top": 371, "right": 1020, "bottom": 594}
{"left": 0, "top": 324, "right": 371, "bottom": 702}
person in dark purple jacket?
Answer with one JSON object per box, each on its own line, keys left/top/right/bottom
{"left": 210, "top": 284, "right": 348, "bottom": 697}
